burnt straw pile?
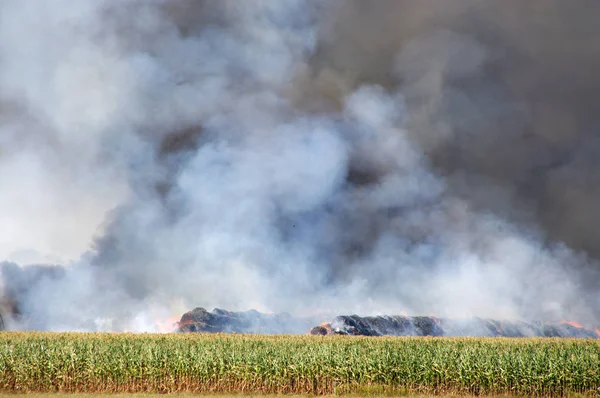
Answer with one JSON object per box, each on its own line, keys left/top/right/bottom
{"left": 175, "top": 307, "right": 314, "bottom": 334}
{"left": 175, "top": 308, "right": 599, "bottom": 338}
{"left": 310, "top": 315, "right": 600, "bottom": 338}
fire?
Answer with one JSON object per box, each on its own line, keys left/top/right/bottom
{"left": 595, "top": 328, "right": 600, "bottom": 337}
{"left": 561, "top": 320, "right": 583, "bottom": 329}
{"left": 176, "top": 313, "right": 195, "bottom": 329}
{"left": 176, "top": 319, "right": 195, "bottom": 331}
{"left": 154, "top": 316, "right": 181, "bottom": 333}
{"left": 309, "top": 321, "right": 332, "bottom": 335}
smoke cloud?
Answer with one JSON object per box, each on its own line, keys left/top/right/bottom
{"left": 1, "top": 0, "right": 600, "bottom": 331}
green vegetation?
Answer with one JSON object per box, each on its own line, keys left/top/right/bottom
{"left": 0, "top": 332, "right": 599, "bottom": 396}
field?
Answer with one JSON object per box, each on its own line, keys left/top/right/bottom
{"left": 1, "top": 332, "right": 599, "bottom": 396}
{"left": 0, "top": 393, "right": 560, "bottom": 398}
{"left": 1, "top": 393, "right": 594, "bottom": 398}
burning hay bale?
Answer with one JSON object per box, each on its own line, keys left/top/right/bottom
{"left": 175, "top": 308, "right": 599, "bottom": 338}
{"left": 312, "top": 315, "right": 600, "bottom": 338}
{"left": 311, "top": 315, "right": 444, "bottom": 337}
{"left": 309, "top": 323, "right": 332, "bottom": 336}
{"left": 176, "top": 307, "right": 312, "bottom": 334}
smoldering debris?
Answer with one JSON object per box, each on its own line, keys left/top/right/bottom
{"left": 312, "top": 315, "right": 599, "bottom": 338}
{"left": 175, "top": 307, "right": 314, "bottom": 334}
{"left": 173, "top": 307, "right": 599, "bottom": 338}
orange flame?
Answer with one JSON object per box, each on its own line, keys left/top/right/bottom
{"left": 174, "top": 315, "right": 199, "bottom": 332}
{"left": 594, "top": 328, "right": 600, "bottom": 337}
{"left": 561, "top": 320, "right": 583, "bottom": 329}
{"left": 154, "top": 316, "right": 181, "bottom": 333}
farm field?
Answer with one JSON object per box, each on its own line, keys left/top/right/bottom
{"left": 1, "top": 332, "right": 599, "bottom": 396}
{"left": 0, "top": 393, "right": 585, "bottom": 398}
{"left": 0, "top": 395, "right": 574, "bottom": 398}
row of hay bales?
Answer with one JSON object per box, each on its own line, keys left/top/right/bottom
{"left": 175, "top": 307, "right": 599, "bottom": 338}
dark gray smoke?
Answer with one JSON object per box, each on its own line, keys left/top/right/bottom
{"left": 1, "top": 0, "right": 600, "bottom": 331}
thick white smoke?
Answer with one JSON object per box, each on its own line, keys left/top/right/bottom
{"left": 1, "top": 0, "right": 599, "bottom": 331}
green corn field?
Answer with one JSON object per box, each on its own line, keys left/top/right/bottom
{"left": 0, "top": 332, "right": 599, "bottom": 396}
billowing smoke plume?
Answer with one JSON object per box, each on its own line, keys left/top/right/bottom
{"left": 1, "top": 0, "right": 600, "bottom": 331}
